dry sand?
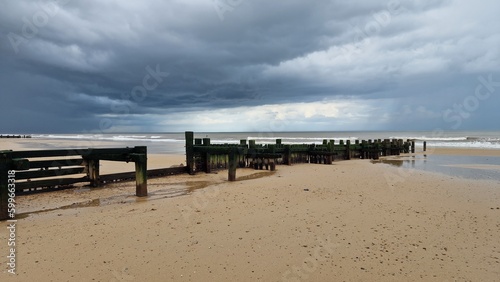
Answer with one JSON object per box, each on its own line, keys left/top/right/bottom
{"left": 1, "top": 141, "right": 500, "bottom": 281}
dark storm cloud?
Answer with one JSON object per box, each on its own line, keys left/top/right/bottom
{"left": 1, "top": 0, "right": 499, "bottom": 132}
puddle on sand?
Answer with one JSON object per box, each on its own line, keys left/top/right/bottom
{"left": 16, "top": 199, "right": 101, "bottom": 219}
{"left": 146, "top": 181, "right": 212, "bottom": 198}
{"left": 15, "top": 170, "right": 276, "bottom": 218}
{"left": 372, "top": 154, "right": 500, "bottom": 181}
{"left": 16, "top": 181, "right": 214, "bottom": 218}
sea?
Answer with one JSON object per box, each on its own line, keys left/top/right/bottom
{"left": 27, "top": 130, "right": 500, "bottom": 154}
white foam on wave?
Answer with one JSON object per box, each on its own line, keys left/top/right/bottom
{"left": 32, "top": 134, "right": 183, "bottom": 143}
{"left": 390, "top": 136, "right": 469, "bottom": 141}
{"left": 420, "top": 141, "right": 500, "bottom": 149}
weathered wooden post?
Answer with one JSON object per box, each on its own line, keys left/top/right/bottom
{"left": 87, "top": 159, "right": 100, "bottom": 187}
{"left": 423, "top": 141, "right": 427, "bottom": 152}
{"left": 373, "top": 140, "right": 380, "bottom": 159}
{"left": 0, "top": 151, "right": 13, "bottom": 220}
{"left": 326, "top": 140, "right": 333, "bottom": 164}
{"left": 270, "top": 156, "right": 276, "bottom": 171}
{"left": 346, "top": 140, "right": 351, "bottom": 160}
{"left": 404, "top": 139, "right": 410, "bottom": 153}
{"left": 411, "top": 140, "right": 415, "bottom": 154}
{"left": 395, "top": 139, "right": 401, "bottom": 156}
{"left": 228, "top": 148, "right": 237, "bottom": 181}
{"left": 203, "top": 138, "right": 211, "bottom": 173}
{"left": 185, "top": 131, "right": 195, "bottom": 174}
{"left": 284, "top": 145, "right": 291, "bottom": 165}
{"left": 384, "top": 139, "right": 391, "bottom": 156}
{"left": 134, "top": 146, "right": 148, "bottom": 197}
{"left": 360, "top": 140, "right": 366, "bottom": 159}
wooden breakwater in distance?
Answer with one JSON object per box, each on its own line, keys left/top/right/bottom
{"left": 0, "top": 146, "right": 185, "bottom": 220}
{"left": 185, "top": 131, "right": 417, "bottom": 182}
{"left": 0, "top": 135, "right": 31, "bottom": 138}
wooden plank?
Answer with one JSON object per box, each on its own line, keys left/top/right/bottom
{"left": 99, "top": 167, "right": 188, "bottom": 184}
{"left": 82, "top": 148, "right": 137, "bottom": 156}
{"left": 11, "top": 147, "right": 138, "bottom": 159}
{"left": 246, "top": 153, "right": 282, "bottom": 158}
{"left": 28, "top": 158, "right": 84, "bottom": 169}
{"left": 15, "top": 177, "right": 88, "bottom": 191}
{"left": 83, "top": 154, "right": 131, "bottom": 162}
{"left": 12, "top": 158, "right": 29, "bottom": 170}
{"left": 11, "top": 149, "right": 86, "bottom": 158}
{"left": 148, "top": 167, "right": 187, "bottom": 177}
{"left": 193, "top": 146, "right": 247, "bottom": 155}
{"left": 16, "top": 167, "right": 85, "bottom": 180}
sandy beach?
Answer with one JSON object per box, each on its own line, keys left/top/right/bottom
{"left": 1, "top": 140, "right": 500, "bottom": 281}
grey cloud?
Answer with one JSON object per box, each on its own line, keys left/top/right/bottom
{"left": 1, "top": 0, "right": 499, "bottom": 132}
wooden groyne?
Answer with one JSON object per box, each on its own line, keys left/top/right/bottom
{"left": 0, "top": 146, "right": 188, "bottom": 220}
{"left": 185, "top": 131, "right": 416, "bottom": 181}
{"left": 1, "top": 132, "right": 419, "bottom": 220}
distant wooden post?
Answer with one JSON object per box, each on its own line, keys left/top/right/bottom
{"left": 276, "top": 139, "right": 282, "bottom": 145}
{"left": 404, "top": 139, "right": 410, "bottom": 153}
{"left": 395, "top": 139, "right": 401, "bottom": 156}
{"left": 284, "top": 145, "right": 291, "bottom": 165}
{"left": 0, "top": 151, "right": 13, "bottom": 220}
{"left": 423, "top": 141, "right": 427, "bottom": 152}
{"left": 270, "top": 158, "right": 276, "bottom": 171}
{"left": 228, "top": 149, "right": 237, "bottom": 181}
{"left": 360, "top": 140, "right": 366, "bottom": 159}
{"left": 346, "top": 140, "right": 351, "bottom": 160}
{"left": 185, "top": 131, "right": 195, "bottom": 175}
{"left": 88, "top": 159, "right": 100, "bottom": 187}
{"left": 373, "top": 140, "right": 380, "bottom": 159}
{"left": 134, "top": 146, "right": 147, "bottom": 197}
{"left": 384, "top": 139, "right": 390, "bottom": 156}
{"left": 325, "top": 140, "right": 332, "bottom": 164}
{"left": 411, "top": 140, "right": 415, "bottom": 154}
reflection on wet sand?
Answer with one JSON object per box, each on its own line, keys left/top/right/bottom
{"left": 372, "top": 154, "right": 500, "bottom": 180}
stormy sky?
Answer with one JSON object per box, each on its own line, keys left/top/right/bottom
{"left": 1, "top": 0, "right": 499, "bottom": 133}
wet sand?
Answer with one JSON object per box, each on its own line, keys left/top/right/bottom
{"left": 427, "top": 147, "right": 500, "bottom": 157}
{"left": 1, "top": 141, "right": 500, "bottom": 281}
